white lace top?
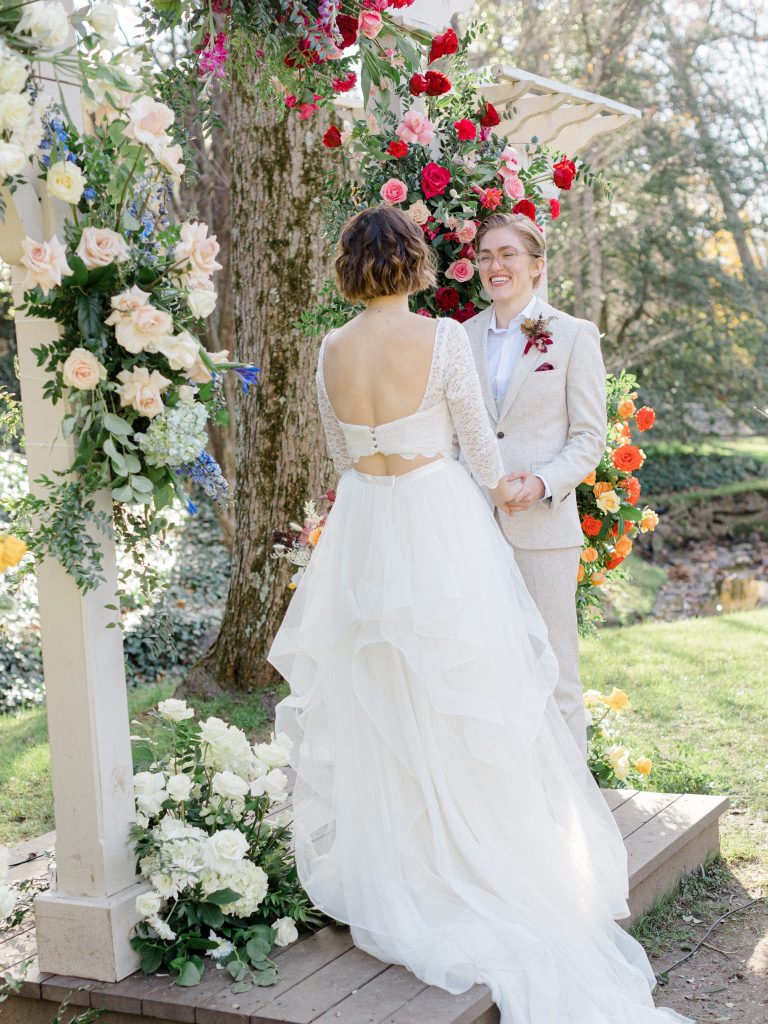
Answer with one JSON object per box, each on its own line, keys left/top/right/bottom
{"left": 316, "top": 317, "right": 505, "bottom": 489}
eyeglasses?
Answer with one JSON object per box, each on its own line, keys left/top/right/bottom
{"left": 476, "top": 251, "right": 536, "bottom": 267}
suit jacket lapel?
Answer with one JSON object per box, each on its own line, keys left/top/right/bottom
{"left": 497, "top": 295, "right": 552, "bottom": 425}
{"left": 465, "top": 305, "right": 497, "bottom": 422}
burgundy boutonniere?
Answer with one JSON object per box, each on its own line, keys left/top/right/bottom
{"left": 521, "top": 314, "right": 556, "bottom": 356}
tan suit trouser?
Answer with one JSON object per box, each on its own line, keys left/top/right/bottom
{"left": 512, "top": 545, "right": 587, "bottom": 759}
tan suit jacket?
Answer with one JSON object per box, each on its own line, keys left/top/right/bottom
{"left": 462, "top": 297, "right": 607, "bottom": 550}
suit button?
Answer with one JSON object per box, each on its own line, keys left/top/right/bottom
{"left": 496, "top": 431, "right": 505, "bottom": 439}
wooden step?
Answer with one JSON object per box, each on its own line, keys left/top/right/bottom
{"left": 1, "top": 789, "right": 728, "bottom": 1024}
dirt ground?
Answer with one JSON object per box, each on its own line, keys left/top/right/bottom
{"left": 650, "top": 813, "right": 768, "bottom": 1023}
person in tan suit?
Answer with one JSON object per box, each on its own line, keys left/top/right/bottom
{"left": 463, "top": 212, "right": 607, "bottom": 756}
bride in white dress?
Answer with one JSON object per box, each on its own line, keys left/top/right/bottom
{"left": 268, "top": 206, "right": 692, "bottom": 1024}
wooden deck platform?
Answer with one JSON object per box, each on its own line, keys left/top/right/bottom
{"left": 1, "top": 788, "right": 729, "bottom": 1024}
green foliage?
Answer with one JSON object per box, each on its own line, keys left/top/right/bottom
{"left": 638, "top": 440, "right": 768, "bottom": 498}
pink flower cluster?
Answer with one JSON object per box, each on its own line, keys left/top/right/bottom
{"left": 196, "top": 31, "right": 228, "bottom": 78}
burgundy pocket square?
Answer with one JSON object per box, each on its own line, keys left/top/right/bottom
{"left": 535, "top": 363, "right": 554, "bottom": 372}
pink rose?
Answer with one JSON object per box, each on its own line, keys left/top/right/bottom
{"left": 456, "top": 219, "right": 477, "bottom": 243}
{"left": 358, "top": 10, "right": 383, "bottom": 38}
{"left": 395, "top": 110, "right": 435, "bottom": 146}
{"left": 502, "top": 174, "right": 525, "bottom": 199}
{"left": 20, "top": 235, "right": 73, "bottom": 296}
{"left": 174, "top": 221, "right": 223, "bottom": 288}
{"left": 446, "top": 258, "right": 474, "bottom": 283}
{"left": 75, "top": 226, "right": 130, "bottom": 270}
{"left": 124, "top": 96, "right": 175, "bottom": 147}
{"left": 380, "top": 178, "right": 408, "bottom": 204}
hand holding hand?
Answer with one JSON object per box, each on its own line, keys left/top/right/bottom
{"left": 489, "top": 476, "right": 524, "bottom": 516}
{"left": 500, "top": 471, "right": 545, "bottom": 513}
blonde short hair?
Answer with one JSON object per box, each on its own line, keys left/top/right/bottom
{"left": 475, "top": 213, "right": 546, "bottom": 287}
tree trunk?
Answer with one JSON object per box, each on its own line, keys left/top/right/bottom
{"left": 181, "top": 69, "right": 337, "bottom": 698}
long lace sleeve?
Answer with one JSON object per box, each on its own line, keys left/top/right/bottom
{"left": 441, "top": 319, "right": 505, "bottom": 489}
{"left": 316, "top": 338, "right": 353, "bottom": 477}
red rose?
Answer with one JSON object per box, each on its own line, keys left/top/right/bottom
{"left": 332, "top": 72, "right": 357, "bottom": 93}
{"left": 512, "top": 199, "right": 537, "bottom": 221}
{"left": 549, "top": 198, "right": 560, "bottom": 220}
{"left": 387, "top": 140, "right": 408, "bottom": 158}
{"left": 457, "top": 243, "right": 475, "bottom": 260}
{"left": 416, "top": 307, "right": 434, "bottom": 317}
{"left": 421, "top": 161, "right": 451, "bottom": 199}
{"left": 454, "top": 118, "right": 477, "bottom": 141}
{"left": 606, "top": 555, "right": 625, "bottom": 570}
{"left": 336, "top": 13, "right": 359, "bottom": 48}
{"left": 479, "top": 102, "right": 500, "bottom": 127}
{"left": 636, "top": 406, "right": 656, "bottom": 431}
{"left": 424, "top": 70, "right": 451, "bottom": 95}
{"left": 389, "top": 0, "right": 416, "bottom": 7}
{"left": 451, "top": 302, "right": 477, "bottom": 323}
{"left": 408, "top": 73, "right": 427, "bottom": 96}
{"left": 435, "top": 286, "right": 460, "bottom": 311}
{"left": 428, "top": 27, "right": 458, "bottom": 63}
{"left": 322, "top": 125, "right": 342, "bottom": 148}
{"left": 553, "top": 158, "right": 577, "bottom": 190}
{"left": 581, "top": 515, "right": 602, "bottom": 538}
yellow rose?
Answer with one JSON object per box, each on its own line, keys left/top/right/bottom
{"left": 640, "top": 508, "right": 659, "bottom": 533}
{"left": 634, "top": 757, "right": 653, "bottom": 777}
{"left": 607, "top": 745, "right": 630, "bottom": 779}
{"left": 604, "top": 687, "right": 630, "bottom": 712}
{"left": 596, "top": 489, "right": 620, "bottom": 514}
{"left": 0, "top": 534, "right": 28, "bottom": 571}
{"left": 47, "top": 160, "right": 86, "bottom": 205}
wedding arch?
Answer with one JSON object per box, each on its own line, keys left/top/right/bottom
{"left": 0, "top": 0, "right": 726, "bottom": 994}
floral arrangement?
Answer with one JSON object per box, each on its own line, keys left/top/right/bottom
{"left": 130, "top": 698, "right": 322, "bottom": 989}
{"left": 576, "top": 372, "right": 659, "bottom": 629}
{"left": 272, "top": 488, "right": 335, "bottom": 588}
{"left": 584, "top": 686, "right": 653, "bottom": 789}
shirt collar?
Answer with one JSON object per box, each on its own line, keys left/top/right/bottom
{"left": 488, "top": 295, "right": 538, "bottom": 334}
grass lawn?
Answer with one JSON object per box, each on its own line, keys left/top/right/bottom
{"left": 581, "top": 607, "right": 768, "bottom": 812}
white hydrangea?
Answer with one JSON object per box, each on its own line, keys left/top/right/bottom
{"left": 134, "top": 401, "right": 208, "bottom": 468}
{"left": 218, "top": 861, "right": 269, "bottom": 918}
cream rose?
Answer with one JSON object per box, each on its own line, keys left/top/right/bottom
{"left": 595, "top": 489, "right": 620, "bottom": 514}
{"left": 46, "top": 159, "right": 86, "bottom": 205}
{"left": 186, "top": 287, "right": 217, "bottom": 319}
{"left": 0, "top": 44, "right": 29, "bottom": 93}
{"left": 273, "top": 917, "right": 299, "bottom": 947}
{"left": 406, "top": 200, "right": 430, "bottom": 225}
{"left": 0, "top": 93, "right": 33, "bottom": 134}
{"left": 20, "top": 234, "right": 73, "bottom": 295}
{"left": 174, "top": 222, "right": 223, "bottom": 284}
{"left": 61, "top": 347, "right": 107, "bottom": 391}
{"left": 88, "top": 2, "right": 118, "bottom": 39}
{"left": 75, "top": 226, "right": 130, "bottom": 269}
{"left": 150, "top": 141, "right": 184, "bottom": 181}
{"left": 177, "top": 384, "right": 197, "bottom": 405}
{"left": 17, "top": 1, "right": 70, "bottom": 50}
{"left": 117, "top": 366, "right": 171, "bottom": 418}
{"left": 124, "top": 95, "right": 175, "bottom": 147}
{"left": 115, "top": 304, "right": 174, "bottom": 355}
{"left": 0, "top": 142, "right": 26, "bottom": 179}
{"left": 156, "top": 331, "right": 199, "bottom": 372}
{"left": 106, "top": 284, "right": 152, "bottom": 320}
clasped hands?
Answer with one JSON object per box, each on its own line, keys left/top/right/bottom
{"left": 490, "top": 471, "right": 545, "bottom": 517}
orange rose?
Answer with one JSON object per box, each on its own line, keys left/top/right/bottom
{"left": 634, "top": 756, "right": 653, "bottom": 776}
{"left": 619, "top": 476, "right": 641, "bottom": 506}
{"left": 636, "top": 407, "right": 656, "bottom": 432}
{"left": 577, "top": 564, "right": 585, "bottom": 583}
{"left": 593, "top": 481, "right": 613, "bottom": 497}
{"left": 308, "top": 527, "right": 323, "bottom": 547}
{"left": 582, "top": 470, "right": 597, "bottom": 487}
{"left": 614, "top": 535, "right": 633, "bottom": 558}
{"left": 617, "top": 399, "right": 636, "bottom": 419}
{"left": 581, "top": 547, "right": 598, "bottom": 563}
{"left": 606, "top": 554, "right": 624, "bottom": 570}
{"left": 640, "top": 508, "right": 660, "bottom": 533}
{"left": 581, "top": 515, "right": 602, "bottom": 537}
{"left": 591, "top": 570, "right": 607, "bottom": 586}
{"left": 612, "top": 445, "right": 644, "bottom": 472}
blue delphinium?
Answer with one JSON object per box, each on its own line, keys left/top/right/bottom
{"left": 233, "top": 365, "right": 260, "bottom": 394}
{"left": 176, "top": 451, "right": 228, "bottom": 508}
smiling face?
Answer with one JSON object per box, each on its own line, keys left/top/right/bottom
{"left": 476, "top": 226, "right": 545, "bottom": 306}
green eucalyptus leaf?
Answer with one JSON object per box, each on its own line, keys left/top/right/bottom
{"left": 174, "top": 960, "right": 203, "bottom": 987}
{"left": 103, "top": 412, "right": 133, "bottom": 435}
{"left": 129, "top": 474, "right": 154, "bottom": 493}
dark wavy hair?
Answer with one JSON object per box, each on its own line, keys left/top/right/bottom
{"left": 334, "top": 205, "right": 437, "bottom": 302}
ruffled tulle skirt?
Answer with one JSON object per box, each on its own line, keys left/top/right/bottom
{"left": 268, "top": 457, "right": 693, "bottom": 1024}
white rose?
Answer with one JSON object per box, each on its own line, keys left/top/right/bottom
{"left": 17, "top": 1, "right": 70, "bottom": 50}
{"left": 199, "top": 716, "right": 229, "bottom": 745}
{"left": 595, "top": 489, "right": 621, "bottom": 514}
{"left": 177, "top": 385, "right": 197, "bottom": 405}
{"left": 205, "top": 728, "right": 254, "bottom": 776}
{"left": 250, "top": 768, "right": 288, "bottom": 801}
{"left": 89, "top": 2, "right": 118, "bottom": 39}
{"left": 0, "top": 884, "right": 16, "bottom": 921}
{"left": 272, "top": 917, "right": 298, "bottom": 947}
{"left": 75, "top": 226, "right": 130, "bottom": 269}
{"left": 46, "top": 159, "right": 86, "bottom": 204}
{"left": 0, "top": 93, "right": 33, "bottom": 134}
{"left": 0, "top": 142, "right": 26, "bottom": 178}
{"left": 0, "top": 44, "right": 29, "bottom": 93}
{"left": 266, "top": 809, "right": 293, "bottom": 830}
{"left": 254, "top": 732, "right": 293, "bottom": 769}
{"left": 20, "top": 234, "right": 72, "bottom": 295}
{"left": 212, "top": 771, "right": 249, "bottom": 801}
{"left": 133, "top": 770, "right": 166, "bottom": 798}
{"left": 124, "top": 95, "right": 175, "bottom": 147}
{"left": 165, "top": 773, "right": 193, "bottom": 802}
{"left": 606, "top": 745, "right": 630, "bottom": 780}
{"left": 186, "top": 288, "right": 217, "bottom": 319}
{"left": 203, "top": 829, "right": 249, "bottom": 874}
{"left": 156, "top": 331, "right": 199, "bottom": 372}
{"left": 151, "top": 141, "right": 185, "bottom": 181}
{"left": 61, "top": 347, "right": 106, "bottom": 391}
{"left": 135, "top": 890, "right": 162, "bottom": 918}
{"left": 157, "top": 697, "right": 194, "bottom": 722}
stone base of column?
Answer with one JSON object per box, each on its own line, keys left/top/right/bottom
{"left": 35, "top": 880, "right": 149, "bottom": 982}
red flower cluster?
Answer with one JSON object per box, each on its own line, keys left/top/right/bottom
{"left": 553, "top": 158, "right": 577, "bottom": 190}
{"left": 428, "top": 27, "right": 458, "bottom": 63}
{"left": 454, "top": 118, "right": 477, "bottom": 141}
{"left": 512, "top": 199, "right": 537, "bottom": 222}
{"left": 435, "top": 286, "right": 460, "bottom": 311}
{"left": 479, "top": 102, "right": 500, "bottom": 128}
{"left": 332, "top": 71, "right": 357, "bottom": 93}
{"left": 409, "top": 71, "right": 452, "bottom": 96}
{"left": 387, "top": 140, "right": 408, "bottom": 158}
{"left": 322, "top": 125, "right": 342, "bottom": 148}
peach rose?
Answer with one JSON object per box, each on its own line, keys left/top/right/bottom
{"left": 75, "top": 226, "right": 130, "bottom": 269}
{"left": 446, "top": 258, "right": 474, "bottom": 283}
{"left": 380, "top": 178, "right": 408, "bottom": 204}
{"left": 614, "top": 535, "right": 633, "bottom": 558}
{"left": 590, "top": 570, "right": 607, "bottom": 586}
{"left": 640, "top": 508, "right": 659, "bottom": 533}
{"left": 105, "top": 285, "right": 152, "bottom": 320}
{"left": 116, "top": 366, "right": 171, "bottom": 418}
{"left": 634, "top": 757, "right": 653, "bottom": 777}
{"left": 61, "top": 347, "right": 107, "bottom": 391}
{"left": 20, "top": 234, "right": 73, "bottom": 295}
{"left": 617, "top": 398, "right": 636, "bottom": 419}
{"left": 593, "top": 481, "right": 613, "bottom": 497}
{"left": 151, "top": 141, "right": 185, "bottom": 181}
{"left": 125, "top": 95, "right": 175, "bottom": 147}
{"left": 188, "top": 348, "right": 229, "bottom": 385}
{"left": 580, "top": 547, "right": 598, "bottom": 563}
{"left": 456, "top": 219, "right": 477, "bottom": 244}
{"left": 115, "top": 304, "right": 174, "bottom": 355}
{"left": 576, "top": 564, "right": 585, "bottom": 583}
{"left": 358, "top": 10, "right": 382, "bottom": 38}
{"left": 156, "top": 331, "right": 200, "bottom": 372}
{"left": 174, "top": 221, "right": 223, "bottom": 287}
{"left": 406, "top": 201, "right": 430, "bottom": 225}
{"left": 582, "top": 470, "right": 597, "bottom": 487}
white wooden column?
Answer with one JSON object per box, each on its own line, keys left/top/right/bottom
{"left": 0, "top": 7, "right": 146, "bottom": 982}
